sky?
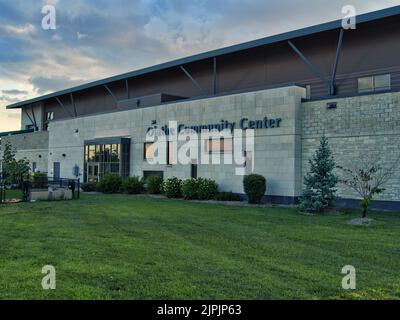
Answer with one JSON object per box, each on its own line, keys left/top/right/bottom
{"left": 0, "top": 0, "right": 399, "bottom": 132}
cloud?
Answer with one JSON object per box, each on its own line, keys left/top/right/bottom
{"left": 77, "top": 32, "right": 88, "bottom": 40}
{"left": 1, "top": 89, "right": 28, "bottom": 95}
{"left": 4, "top": 23, "right": 35, "bottom": 36}
{"left": 29, "top": 76, "right": 86, "bottom": 95}
{"left": 0, "top": 0, "right": 399, "bottom": 132}
{"left": 0, "top": 95, "right": 20, "bottom": 104}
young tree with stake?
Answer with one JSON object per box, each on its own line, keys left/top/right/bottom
{"left": 337, "top": 154, "right": 400, "bottom": 218}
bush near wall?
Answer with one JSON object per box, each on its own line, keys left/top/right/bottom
{"left": 96, "top": 174, "right": 122, "bottom": 194}
{"left": 182, "top": 179, "right": 198, "bottom": 200}
{"left": 215, "top": 192, "right": 242, "bottom": 202}
{"left": 81, "top": 182, "right": 98, "bottom": 192}
{"left": 243, "top": 174, "right": 266, "bottom": 204}
{"left": 162, "top": 177, "right": 182, "bottom": 198}
{"left": 32, "top": 173, "right": 48, "bottom": 189}
{"left": 122, "top": 176, "right": 145, "bottom": 194}
{"left": 147, "top": 176, "right": 163, "bottom": 194}
{"left": 181, "top": 178, "right": 219, "bottom": 200}
{"left": 197, "top": 178, "right": 218, "bottom": 200}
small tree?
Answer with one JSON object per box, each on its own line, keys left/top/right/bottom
{"left": 1, "top": 141, "right": 30, "bottom": 186}
{"left": 337, "top": 154, "right": 400, "bottom": 218}
{"left": 299, "top": 136, "right": 338, "bottom": 213}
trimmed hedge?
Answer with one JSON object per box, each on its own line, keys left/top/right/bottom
{"left": 243, "top": 174, "right": 266, "bottom": 204}
{"left": 81, "top": 182, "right": 97, "bottom": 192}
{"left": 197, "top": 178, "right": 218, "bottom": 200}
{"left": 147, "top": 176, "right": 163, "bottom": 194}
{"left": 215, "top": 192, "right": 242, "bottom": 202}
{"left": 123, "top": 176, "right": 145, "bottom": 194}
{"left": 32, "top": 173, "right": 48, "bottom": 189}
{"left": 162, "top": 177, "right": 182, "bottom": 198}
{"left": 182, "top": 179, "right": 198, "bottom": 200}
{"left": 181, "top": 178, "right": 219, "bottom": 200}
{"left": 96, "top": 174, "right": 122, "bottom": 194}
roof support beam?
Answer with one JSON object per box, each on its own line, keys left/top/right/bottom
{"left": 125, "top": 79, "right": 130, "bottom": 99}
{"left": 24, "top": 108, "right": 35, "bottom": 128}
{"left": 55, "top": 97, "right": 73, "bottom": 118}
{"left": 70, "top": 93, "right": 77, "bottom": 117}
{"left": 104, "top": 84, "right": 118, "bottom": 105}
{"left": 288, "top": 40, "right": 328, "bottom": 85}
{"left": 30, "top": 105, "right": 38, "bottom": 130}
{"left": 330, "top": 29, "right": 345, "bottom": 95}
{"left": 180, "top": 65, "right": 208, "bottom": 96}
{"left": 213, "top": 57, "right": 217, "bottom": 95}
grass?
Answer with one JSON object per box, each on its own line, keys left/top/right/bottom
{"left": 2, "top": 189, "right": 22, "bottom": 200}
{"left": 0, "top": 194, "right": 399, "bottom": 300}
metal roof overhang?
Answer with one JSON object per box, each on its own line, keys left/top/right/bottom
{"left": 6, "top": 5, "right": 400, "bottom": 110}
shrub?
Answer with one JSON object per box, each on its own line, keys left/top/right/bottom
{"left": 215, "top": 192, "right": 242, "bottom": 202}
{"left": 122, "top": 176, "right": 145, "bottom": 194}
{"left": 162, "top": 177, "right": 182, "bottom": 198}
{"left": 197, "top": 178, "right": 218, "bottom": 200}
{"left": 243, "top": 174, "right": 266, "bottom": 204}
{"left": 81, "top": 182, "right": 97, "bottom": 192}
{"left": 147, "top": 176, "right": 163, "bottom": 194}
{"left": 182, "top": 179, "right": 199, "bottom": 200}
{"left": 96, "top": 174, "right": 122, "bottom": 193}
{"left": 32, "top": 173, "right": 48, "bottom": 189}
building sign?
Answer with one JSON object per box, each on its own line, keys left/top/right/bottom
{"left": 147, "top": 117, "right": 282, "bottom": 135}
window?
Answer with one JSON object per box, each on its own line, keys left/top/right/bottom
{"left": 84, "top": 141, "right": 130, "bottom": 183}
{"left": 32, "top": 162, "right": 37, "bottom": 173}
{"left": 206, "top": 138, "right": 233, "bottom": 153}
{"left": 46, "top": 111, "right": 54, "bottom": 121}
{"left": 191, "top": 164, "right": 198, "bottom": 179}
{"left": 358, "top": 74, "right": 391, "bottom": 93}
{"left": 167, "top": 141, "right": 174, "bottom": 165}
{"left": 143, "top": 171, "right": 164, "bottom": 180}
{"left": 244, "top": 151, "right": 253, "bottom": 175}
{"left": 144, "top": 142, "right": 154, "bottom": 161}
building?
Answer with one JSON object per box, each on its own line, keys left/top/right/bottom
{"left": 1, "top": 6, "right": 400, "bottom": 210}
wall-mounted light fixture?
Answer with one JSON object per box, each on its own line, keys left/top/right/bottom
{"left": 62, "top": 154, "right": 66, "bottom": 158}
{"left": 327, "top": 102, "right": 337, "bottom": 109}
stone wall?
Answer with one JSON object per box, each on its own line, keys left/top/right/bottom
{"left": 302, "top": 92, "right": 400, "bottom": 202}
{"left": 1, "top": 131, "right": 49, "bottom": 173}
{"left": 48, "top": 86, "right": 305, "bottom": 200}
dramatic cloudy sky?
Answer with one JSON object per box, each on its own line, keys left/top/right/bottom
{"left": 0, "top": 0, "right": 399, "bottom": 131}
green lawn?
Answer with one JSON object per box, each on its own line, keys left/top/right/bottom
{"left": 0, "top": 194, "right": 399, "bottom": 300}
{"left": 3, "top": 189, "right": 22, "bottom": 201}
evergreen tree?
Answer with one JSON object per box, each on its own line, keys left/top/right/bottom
{"left": 299, "top": 136, "right": 338, "bottom": 213}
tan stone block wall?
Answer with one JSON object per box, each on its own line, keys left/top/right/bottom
{"left": 302, "top": 92, "right": 400, "bottom": 201}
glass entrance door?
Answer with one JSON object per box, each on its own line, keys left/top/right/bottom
{"left": 87, "top": 163, "right": 100, "bottom": 183}
{"left": 84, "top": 139, "right": 130, "bottom": 183}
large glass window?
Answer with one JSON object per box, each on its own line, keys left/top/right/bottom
{"left": 358, "top": 74, "right": 391, "bottom": 93}
{"left": 206, "top": 137, "right": 233, "bottom": 153}
{"left": 167, "top": 141, "right": 174, "bottom": 165}
{"left": 144, "top": 142, "right": 154, "bottom": 161}
{"left": 84, "top": 141, "right": 130, "bottom": 183}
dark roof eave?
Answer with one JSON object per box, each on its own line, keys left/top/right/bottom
{"left": 6, "top": 5, "right": 400, "bottom": 110}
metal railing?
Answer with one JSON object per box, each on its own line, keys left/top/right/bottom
{"left": 0, "top": 181, "right": 5, "bottom": 204}
{"left": 0, "top": 177, "right": 80, "bottom": 204}
{"left": 34, "top": 177, "right": 81, "bottom": 199}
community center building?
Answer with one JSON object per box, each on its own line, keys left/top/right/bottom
{"left": 1, "top": 6, "right": 400, "bottom": 210}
